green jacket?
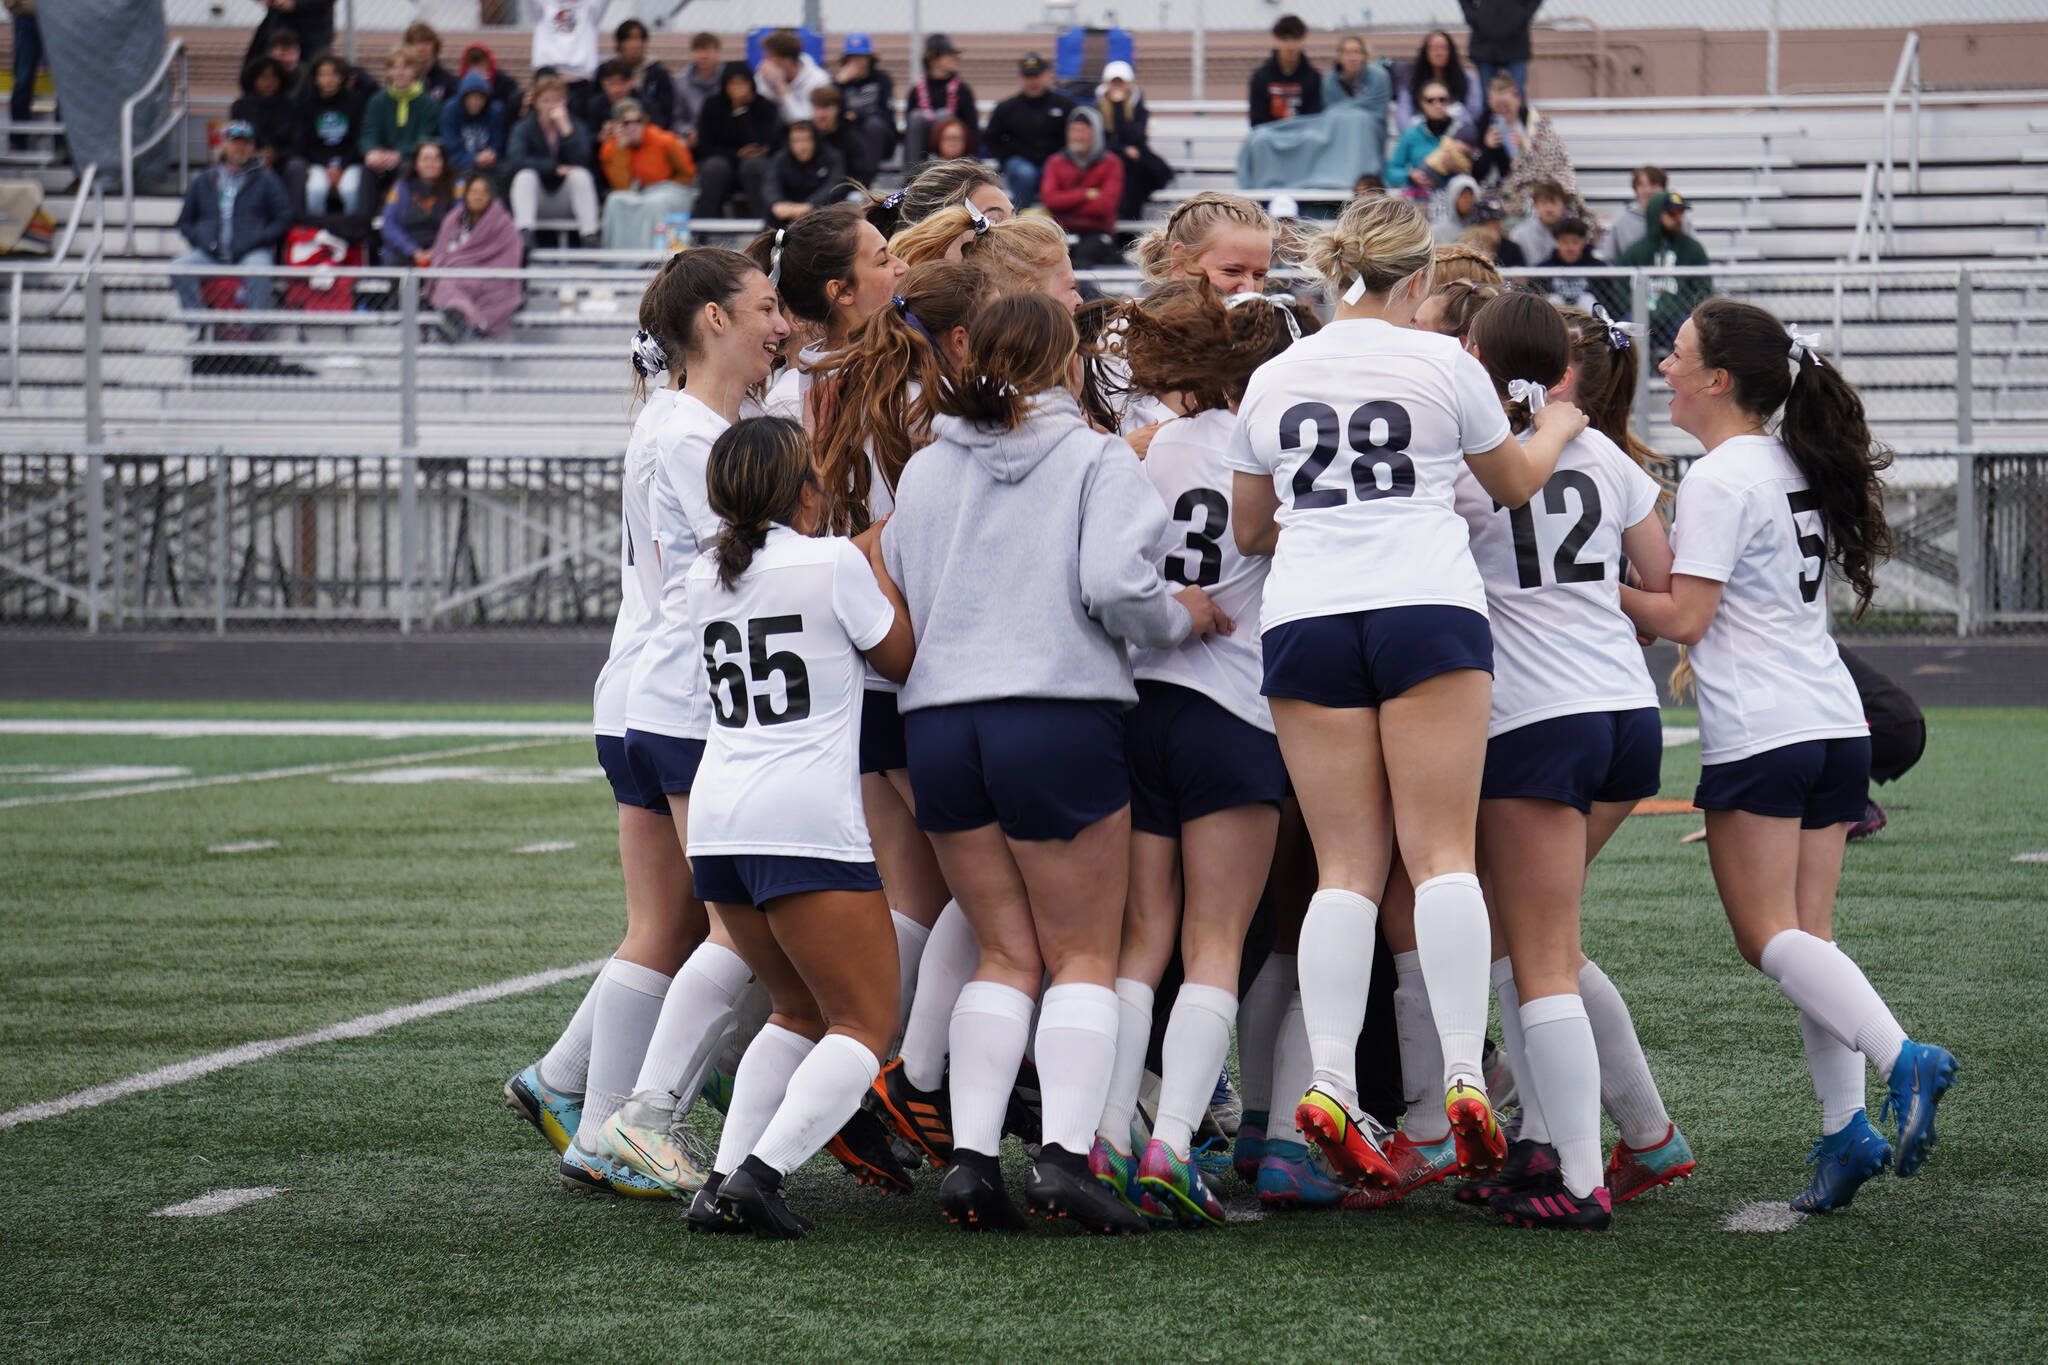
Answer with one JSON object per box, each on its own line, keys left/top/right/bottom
{"left": 360, "top": 85, "right": 443, "bottom": 158}
{"left": 1617, "top": 191, "right": 1711, "bottom": 333}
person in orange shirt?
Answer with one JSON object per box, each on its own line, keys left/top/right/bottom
{"left": 599, "top": 98, "right": 696, "bottom": 250}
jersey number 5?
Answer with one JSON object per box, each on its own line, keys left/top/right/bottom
{"left": 704, "top": 615, "right": 813, "bottom": 727}
{"left": 1787, "top": 488, "right": 1825, "bottom": 603}
{"left": 1280, "top": 400, "right": 1415, "bottom": 508}
{"left": 1498, "top": 470, "right": 1605, "bottom": 589}
{"left": 1164, "top": 487, "right": 1228, "bottom": 588}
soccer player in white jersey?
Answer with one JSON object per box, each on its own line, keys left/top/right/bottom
{"left": 881, "top": 293, "right": 1230, "bottom": 1235}
{"left": 677, "top": 418, "right": 919, "bottom": 1239}
{"left": 1083, "top": 283, "right": 1316, "bottom": 1228}
{"left": 1621, "top": 299, "right": 1956, "bottom": 1212}
{"left": 1226, "top": 192, "right": 1587, "bottom": 1190}
{"left": 750, "top": 204, "right": 907, "bottom": 425}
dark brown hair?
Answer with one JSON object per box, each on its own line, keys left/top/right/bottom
{"left": 634, "top": 247, "right": 761, "bottom": 399}
{"left": 1115, "top": 281, "right": 1319, "bottom": 415}
{"left": 746, "top": 203, "right": 867, "bottom": 325}
{"left": 1466, "top": 291, "right": 1570, "bottom": 429}
{"left": 1556, "top": 306, "right": 1658, "bottom": 471}
{"left": 762, "top": 29, "right": 804, "bottom": 61}
{"left": 934, "top": 292, "right": 1078, "bottom": 431}
{"left": 707, "top": 417, "right": 814, "bottom": 589}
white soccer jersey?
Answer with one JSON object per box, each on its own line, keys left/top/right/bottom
{"left": 1226, "top": 318, "right": 1513, "bottom": 630}
{"left": 685, "top": 527, "right": 897, "bottom": 860}
{"left": 1456, "top": 427, "right": 1663, "bottom": 736}
{"left": 762, "top": 343, "right": 829, "bottom": 426}
{"left": 1132, "top": 409, "right": 1275, "bottom": 733}
{"left": 593, "top": 389, "right": 676, "bottom": 736}
{"left": 1669, "top": 434, "right": 1868, "bottom": 764}
{"left": 623, "top": 394, "right": 728, "bottom": 739}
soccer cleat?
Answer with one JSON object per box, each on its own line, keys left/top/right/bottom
{"left": 558, "top": 1142, "right": 673, "bottom": 1199}
{"left": 598, "top": 1092, "right": 711, "bottom": 1195}
{"left": 870, "top": 1058, "right": 955, "bottom": 1169}
{"left": 1295, "top": 1085, "right": 1398, "bottom": 1188}
{"left": 1206, "top": 1067, "right": 1243, "bottom": 1139}
{"left": 1138, "top": 1138, "right": 1228, "bottom": 1228}
{"left": 1882, "top": 1040, "right": 1958, "bottom": 1178}
{"left": 1455, "top": 1138, "right": 1558, "bottom": 1206}
{"left": 1483, "top": 1038, "right": 1519, "bottom": 1115}
{"left": 719, "top": 1156, "right": 811, "bottom": 1240}
{"left": 503, "top": 1063, "right": 582, "bottom": 1155}
{"left": 1791, "top": 1111, "right": 1892, "bottom": 1213}
{"left": 685, "top": 1171, "right": 749, "bottom": 1235}
{"left": 1233, "top": 1112, "right": 1269, "bottom": 1183}
{"left": 1255, "top": 1139, "right": 1349, "bottom": 1210}
{"left": 1605, "top": 1124, "right": 1697, "bottom": 1204}
{"left": 1341, "top": 1131, "right": 1461, "bottom": 1210}
{"left": 825, "top": 1106, "right": 916, "bottom": 1195}
{"left": 1089, "top": 1136, "right": 1148, "bottom": 1216}
{"left": 1445, "top": 1079, "right": 1507, "bottom": 1176}
{"left": 1026, "top": 1145, "right": 1149, "bottom": 1235}
{"left": 1492, "top": 1179, "right": 1613, "bottom": 1231}
{"left": 938, "top": 1150, "right": 1029, "bottom": 1232}
{"left": 1846, "top": 799, "right": 1888, "bottom": 841}
{"left": 1005, "top": 1061, "right": 1044, "bottom": 1151}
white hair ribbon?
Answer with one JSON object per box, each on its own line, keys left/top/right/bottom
{"left": 964, "top": 197, "right": 991, "bottom": 235}
{"left": 768, "top": 227, "right": 786, "bottom": 289}
{"left": 1226, "top": 290, "right": 1302, "bottom": 343}
{"left": 1343, "top": 274, "right": 1368, "bottom": 306}
{"left": 1589, "top": 302, "right": 1641, "bottom": 352}
{"left": 1506, "top": 378, "right": 1548, "bottom": 413}
{"left": 630, "top": 328, "right": 668, "bottom": 379}
{"left": 1786, "top": 325, "right": 1820, "bottom": 375}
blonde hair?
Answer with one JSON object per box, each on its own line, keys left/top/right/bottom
{"left": 889, "top": 205, "right": 975, "bottom": 266}
{"left": 1304, "top": 192, "right": 1435, "bottom": 299}
{"left": 1432, "top": 241, "right": 1501, "bottom": 286}
{"left": 962, "top": 215, "right": 1070, "bottom": 295}
{"left": 1131, "top": 191, "right": 1277, "bottom": 285}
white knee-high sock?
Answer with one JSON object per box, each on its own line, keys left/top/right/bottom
{"left": 537, "top": 964, "right": 606, "bottom": 1094}
{"left": 1394, "top": 950, "right": 1450, "bottom": 1143}
{"left": 1492, "top": 956, "right": 1547, "bottom": 1145}
{"left": 631, "top": 941, "right": 751, "bottom": 1104}
{"left": 1578, "top": 959, "right": 1673, "bottom": 1149}
{"left": 752, "top": 1035, "right": 883, "bottom": 1176}
{"left": 713, "top": 1023, "right": 814, "bottom": 1176}
{"left": 1097, "top": 977, "right": 1155, "bottom": 1152}
{"left": 1269, "top": 992, "right": 1313, "bottom": 1146}
{"left": 574, "top": 957, "right": 672, "bottom": 1154}
{"left": 1801, "top": 1011, "right": 1869, "bottom": 1134}
{"left": 1520, "top": 994, "right": 1603, "bottom": 1198}
{"left": 1296, "top": 888, "right": 1379, "bottom": 1107}
{"left": 1035, "top": 982, "right": 1120, "bottom": 1157}
{"left": 890, "top": 911, "right": 932, "bottom": 1037}
{"left": 1237, "top": 954, "right": 1295, "bottom": 1118}
{"left": 1154, "top": 984, "right": 1239, "bottom": 1158}
{"left": 1413, "top": 873, "right": 1491, "bottom": 1088}
{"left": 899, "top": 900, "right": 975, "bottom": 1091}
{"left": 947, "top": 980, "right": 1034, "bottom": 1157}
{"left": 1757, "top": 929, "right": 1908, "bottom": 1076}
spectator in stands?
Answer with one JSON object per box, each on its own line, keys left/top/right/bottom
{"left": 1325, "top": 35, "right": 1393, "bottom": 183}
{"left": 614, "top": 19, "right": 676, "bottom": 134}
{"left": 244, "top": 0, "right": 333, "bottom": 81}
{"left": 756, "top": 29, "right": 832, "bottom": 127}
{"left": 6, "top": 0, "right": 46, "bottom": 155}
{"left": 1388, "top": 82, "right": 1476, "bottom": 192}
{"left": 233, "top": 58, "right": 298, "bottom": 170}
{"left": 986, "top": 53, "right": 1077, "bottom": 210}
{"left": 1249, "top": 15, "right": 1323, "bottom": 126}
{"left": 1239, "top": 33, "right": 1391, "bottom": 194}
{"left": 1434, "top": 172, "right": 1485, "bottom": 242}
{"left": 1396, "top": 29, "right": 1476, "bottom": 128}
{"left": 1458, "top": 198, "right": 1526, "bottom": 267}
{"left": 443, "top": 73, "right": 506, "bottom": 182}
{"left": 810, "top": 87, "right": 874, "bottom": 189}
{"left": 262, "top": 26, "right": 306, "bottom": 100}
{"left": 928, "top": 117, "right": 973, "bottom": 164}
{"left": 406, "top": 22, "right": 457, "bottom": 104}
{"left": 1096, "top": 61, "right": 1172, "bottom": 221}
{"left": 1538, "top": 217, "right": 1625, "bottom": 315}
{"left": 525, "top": 0, "right": 608, "bottom": 94}
{"left": 692, "top": 62, "right": 783, "bottom": 220}
{"left": 361, "top": 47, "right": 442, "bottom": 184}
{"left": 173, "top": 121, "right": 291, "bottom": 314}
{"left": 1511, "top": 176, "right": 1573, "bottom": 262}
{"left": 458, "top": 45, "right": 523, "bottom": 138}
{"left": 905, "top": 34, "right": 979, "bottom": 168}
{"left": 677, "top": 32, "right": 724, "bottom": 141}
{"left": 762, "top": 119, "right": 848, "bottom": 228}
{"left": 577, "top": 59, "right": 637, "bottom": 157}
{"left": 1616, "top": 189, "right": 1710, "bottom": 352}
{"left": 298, "top": 54, "right": 366, "bottom": 216}
{"left": 427, "top": 176, "right": 522, "bottom": 341}
{"left": 1459, "top": 1, "right": 1541, "bottom": 99}
{"left": 834, "top": 34, "right": 897, "bottom": 173}
{"left": 506, "top": 74, "right": 600, "bottom": 246}
{"left": 378, "top": 139, "right": 454, "bottom": 266}
{"left": 599, "top": 98, "right": 694, "bottom": 248}
{"left": 1606, "top": 163, "right": 1665, "bottom": 259}
{"left": 1472, "top": 72, "right": 1578, "bottom": 218}
{"left": 1040, "top": 107, "right": 1123, "bottom": 267}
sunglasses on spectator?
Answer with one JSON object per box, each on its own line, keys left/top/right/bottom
{"left": 621, "top": 118, "right": 645, "bottom": 126}
{"left": 1422, "top": 96, "right": 1448, "bottom": 106}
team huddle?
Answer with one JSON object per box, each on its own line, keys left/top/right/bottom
{"left": 498, "top": 165, "right": 1959, "bottom": 1239}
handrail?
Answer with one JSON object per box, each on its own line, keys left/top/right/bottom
{"left": 120, "top": 38, "right": 190, "bottom": 256}
{"left": 42, "top": 164, "right": 105, "bottom": 317}
{"left": 1881, "top": 32, "right": 1921, "bottom": 255}
{"left": 1848, "top": 160, "right": 1881, "bottom": 266}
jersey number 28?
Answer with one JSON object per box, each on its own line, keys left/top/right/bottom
{"left": 1281, "top": 400, "right": 1416, "bottom": 508}
{"left": 704, "top": 615, "right": 812, "bottom": 727}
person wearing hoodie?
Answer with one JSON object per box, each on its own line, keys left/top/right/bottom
{"left": 677, "top": 32, "right": 725, "bottom": 141}
{"left": 360, "top": 47, "right": 442, "bottom": 183}
{"left": 1041, "top": 107, "right": 1123, "bottom": 265}
{"left": 1616, "top": 189, "right": 1710, "bottom": 353}
{"left": 756, "top": 28, "right": 833, "bottom": 127}
{"left": 1388, "top": 80, "right": 1477, "bottom": 192}
{"left": 298, "top": 54, "right": 367, "bottom": 215}
{"left": 1249, "top": 15, "right": 1324, "bottom": 126}
{"left": 232, "top": 56, "right": 298, "bottom": 170}
{"left": 1432, "top": 172, "right": 1485, "bottom": 243}
{"left": 694, "top": 62, "right": 785, "bottom": 220}
{"left": 986, "top": 53, "right": 1078, "bottom": 210}
{"left": 1605, "top": 164, "right": 1665, "bottom": 260}
{"left": 457, "top": 44, "right": 523, "bottom": 141}
{"left": 614, "top": 19, "right": 677, "bottom": 134}
{"left": 441, "top": 71, "right": 506, "bottom": 181}
{"left": 761, "top": 119, "right": 847, "bottom": 228}
{"left": 1097, "top": 61, "right": 1172, "bottom": 220}
{"left": 879, "top": 291, "right": 1227, "bottom": 1237}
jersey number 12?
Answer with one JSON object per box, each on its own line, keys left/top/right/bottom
{"left": 1497, "top": 470, "right": 1605, "bottom": 589}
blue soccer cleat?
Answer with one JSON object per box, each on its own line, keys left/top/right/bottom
{"left": 559, "top": 1141, "right": 674, "bottom": 1199}
{"left": 1234, "top": 1111, "right": 1269, "bottom": 1183}
{"left": 1139, "top": 1138, "right": 1227, "bottom": 1228}
{"left": 1089, "top": 1136, "right": 1147, "bottom": 1216}
{"left": 503, "top": 1063, "right": 582, "bottom": 1154}
{"left": 1882, "top": 1040, "right": 1958, "bottom": 1178}
{"left": 1255, "top": 1138, "right": 1349, "bottom": 1210}
{"left": 1791, "top": 1111, "right": 1892, "bottom": 1213}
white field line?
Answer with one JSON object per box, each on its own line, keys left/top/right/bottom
{"left": 208, "top": 839, "right": 281, "bottom": 854}
{"left": 2012, "top": 851, "right": 2048, "bottom": 864}
{"left": 1662, "top": 725, "right": 1700, "bottom": 748}
{"left": 514, "top": 841, "right": 578, "bottom": 854}
{"left": 152, "top": 1187, "right": 288, "bottom": 1218}
{"left": 0, "top": 958, "right": 607, "bottom": 1131}
{"left": 0, "top": 719, "right": 587, "bottom": 739}
{"left": 0, "top": 739, "right": 567, "bottom": 810}
{"left": 1722, "top": 1199, "right": 1807, "bottom": 1232}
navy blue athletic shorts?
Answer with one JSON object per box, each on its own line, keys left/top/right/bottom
{"left": 859, "top": 688, "right": 908, "bottom": 775}
{"left": 621, "top": 728, "right": 705, "bottom": 804}
{"left": 1695, "top": 735, "right": 1871, "bottom": 829}
{"left": 1126, "top": 680, "right": 1288, "bottom": 836}
{"left": 690, "top": 854, "right": 884, "bottom": 907}
{"left": 904, "top": 697, "right": 1128, "bottom": 841}
{"left": 1261, "top": 605, "right": 1493, "bottom": 709}
{"left": 595, "top": 734, "right": 667, "bottom": 812}
{"left": 1480, "top": 706, "right": 1663, "bottom": 813}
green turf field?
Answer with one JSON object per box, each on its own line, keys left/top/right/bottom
{"left": 1, "top": 703, "right": 2043, "bottom": 1362}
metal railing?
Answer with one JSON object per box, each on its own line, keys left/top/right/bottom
{"left": 119, "top": 38, "right": 190, "bottom": 258}
{"left": 1881, "top": 31, "right": 1924, "bottom": 256}
{"left": 8, "top": 165, "right": 102, "bottom": 407}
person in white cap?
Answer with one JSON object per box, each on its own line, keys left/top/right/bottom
{"left": 1094, "top": 59, "right": 1173, "bottom": 219}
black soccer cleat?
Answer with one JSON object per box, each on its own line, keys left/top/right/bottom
{"left": 1025, "top": 1145, "right": 1149, "bottom": 1236}
{"left": 938, "top": 1150, "right": 1029, "bottom": 1232}
{"left": 1004, "top": 1060, "right": 1044, "bottom": 1150}
{"left": 1492, "top": 1179, "right": 1614, "bottom": 1231}
{"left": 684, "top": 1171, "right": 748, "bottom": 1235}
{"left": 1454, "top": 1138, "right": 1559, "bottom": 1206}
{"left": 826, "top": 1106, "right": 916, "bottom": 1195}
{"left": 719, "top": 1156, "right": 812, "bottom": 1240}
{"left": 871, "top": 1058, "right": 955, "bottom": 1169}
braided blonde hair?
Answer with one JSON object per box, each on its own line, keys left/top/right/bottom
{"left": 1130, "top": 191, "right": 1278, "bottom": 285}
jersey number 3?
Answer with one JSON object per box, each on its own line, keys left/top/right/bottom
{"left": 1165, "top": 487, "right": 1228, "bottom": 588}
{"left": 704, "top": 616, "right": 812, "bottom": 727}
{"left": 1281, "top": 401, "right": 1415, "bottom": 508}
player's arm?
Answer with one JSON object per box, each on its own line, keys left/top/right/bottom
{"left": 1620, "top": 574, "right": 1723, "bottom": 647}
{"left": 854, "top": 518, "right": 915, "bottom": 683}
{"left": 1231, "top": 470, "right": 1281, "bottom": 557}
{"left": 1463, "top": 400, "right": 1588, "bottom": 509}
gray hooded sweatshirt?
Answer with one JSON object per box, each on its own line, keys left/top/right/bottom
{"left": 882, "top": 389, "right": 1193, "bottom": 713}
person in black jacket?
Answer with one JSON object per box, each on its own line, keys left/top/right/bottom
{"left": 1096, "top": 61, "right": 1172, "bottom": 220}
{"left": 762, "top": 120, "right": 849, "bottom": 227}
{"left": 243, "top": 0, "right": 334, "bottom": 79}
{"left": 985, "top": 53, "right": 1076, "bottom": 210}
{"left": 298, "top": 54, "right": 367, "bottom": 215}
{"left": 694, "top": 62, "right": 785, "bottom": 219}
{"left": 1459, "top": 0, "right": 1542, "bottom": 99}
{"left": 172, "top": 122, "right": 292, "bottom": 314}
{"left": 809, "top": 87, "right": 874, "bottom": 190}
{"left": 834, "top": 34, "right": 897, "bottom": 173}
{"left": 1249, "top": 14, "right": 1323, "bottom": 126}
{"left": 904, "top": 33, "right": 978, "bottom": 169}
{"left": 505, "top": 73, "right": 600, "bottom": 244}
{"left": 232, "top": 57, "right": 298, "bottom": 170}
{"left": 614, "top": 19, "right": 677, "bottom": 134}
